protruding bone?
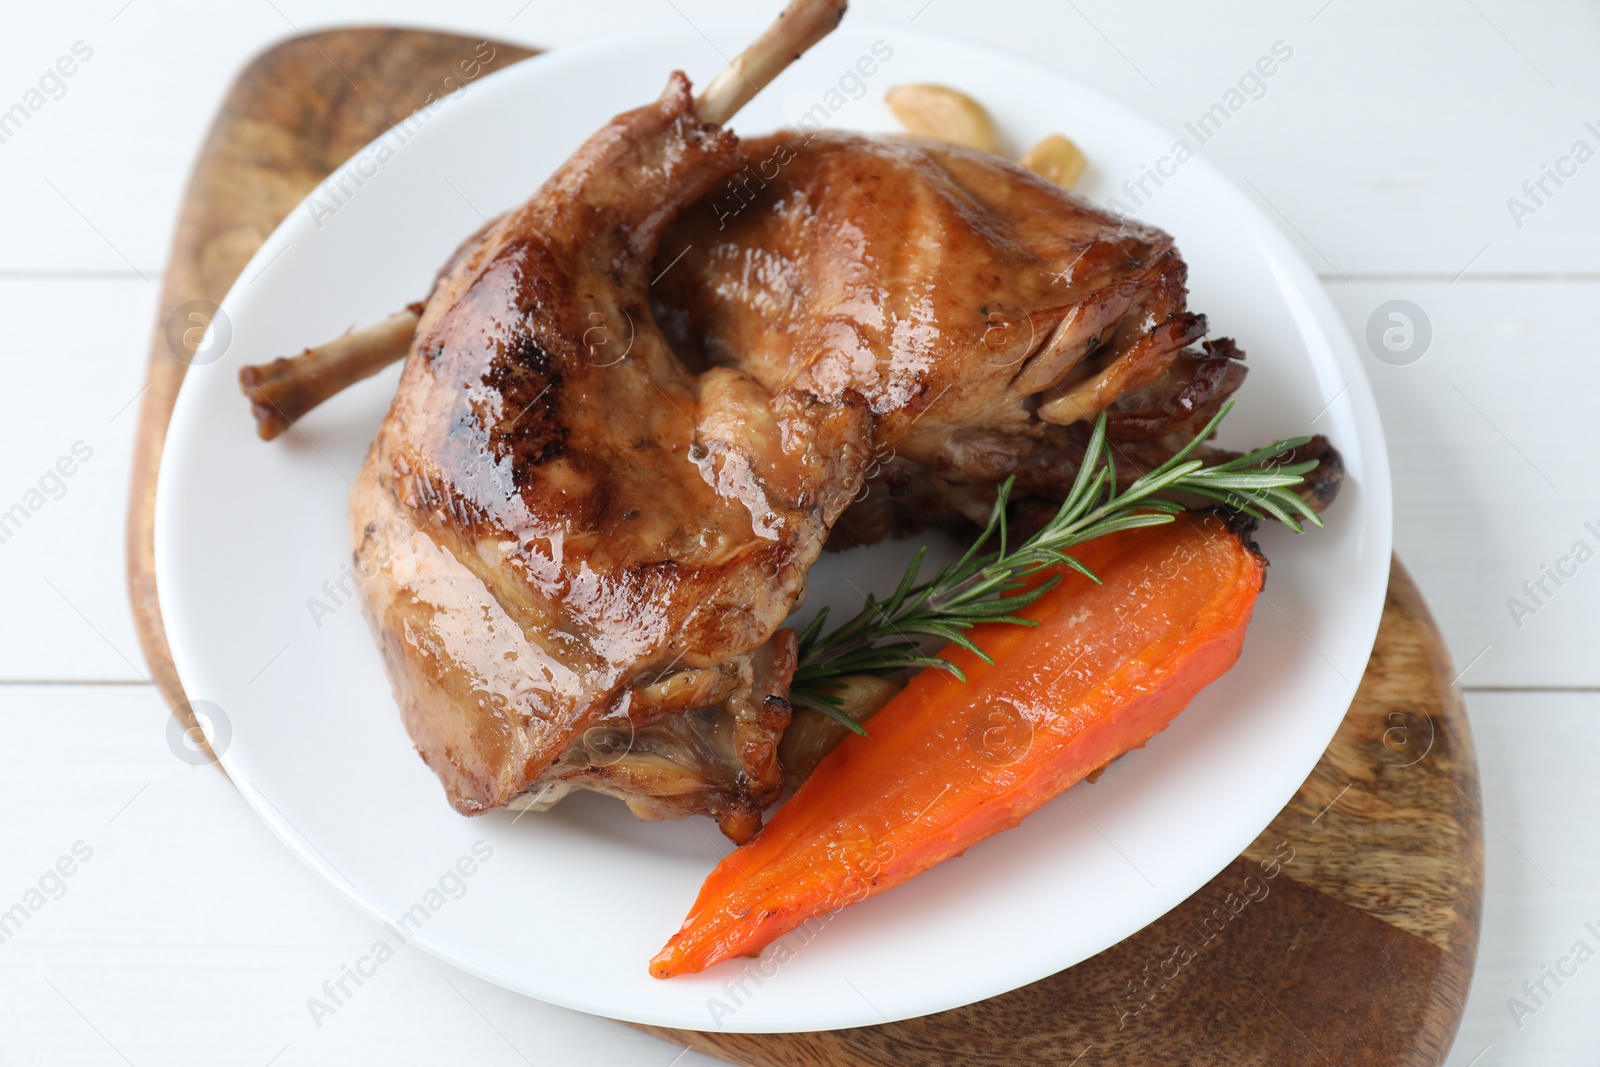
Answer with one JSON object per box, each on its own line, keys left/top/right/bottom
{"left": 240, "top": 0, "right": 846, "bottom": 441}
{"left": 239, "top": 308, "right": 419, "bottom": 440}
{"left": 694, "top": 0, "right": 848, "bottom": 126}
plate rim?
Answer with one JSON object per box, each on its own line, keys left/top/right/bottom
{"left": 153, "top": 16, "right": 1393, "bottom": 1032}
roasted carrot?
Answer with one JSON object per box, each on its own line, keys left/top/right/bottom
{"left": 650, "top": 513, "right": 1265, "bottom": 977}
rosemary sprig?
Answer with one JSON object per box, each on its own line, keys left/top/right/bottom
{"left": 790, "top": 399, "right": 1323, "bottom": 733}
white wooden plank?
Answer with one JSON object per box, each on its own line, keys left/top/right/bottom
{"left": 2, "top": 0, "right": 1599, "bottom": 275}
{"left": 1322, "top": 279, "right": 1600, "bottom": 689}
{"left": 0, "top": 684, "right": 721, "bottom": 1067}
{"left": 1444, "top": 691, "right": 1600, "bottom": 1066}
{"left": 0, "top": 276, "right": 153, "bottom": 682}
{"left": 1127, "top": 0, "right": 1600, "bottom": 280}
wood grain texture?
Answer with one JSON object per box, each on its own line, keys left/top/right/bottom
{"left": 124, "top": 29, "right": 1482, "bottom": 1067}
{"left": 124, "top": 29, "right": 536, "bottom": 738}
{"left": 1241, "top": 572, "right": 1483, "bottom": 961}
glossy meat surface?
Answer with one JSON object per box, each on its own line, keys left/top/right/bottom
{"left": 351, "top": 102, "right": 1335, "bottom": 841}
{"left": 655, "top": 131, "right": 1251, "bottom": 541}
{"left": 351, "top": 76, "right": 868, "bottom": 839}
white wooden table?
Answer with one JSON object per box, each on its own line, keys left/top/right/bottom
{"left": 3, "top": 1, "right": 1595, "bottom": 1063}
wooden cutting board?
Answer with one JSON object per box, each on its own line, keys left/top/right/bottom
{"left": 125, "top": 28, "right": 1483, "bottom": 1067}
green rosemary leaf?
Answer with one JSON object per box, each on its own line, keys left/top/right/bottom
{"left": 790, "top": 692, "right": 868, "bottom": 735}
{"left": 882, "top": 545, "right": 930, "bottom": 617}
{"left": 795, "top": 606, "right": 831, "bottom": 656}
{"left": 1154, "top": 400, "right": 1233, "bottom": 472}
{"left": 1216, "top": 437, "right": 1314, "bottom": 471}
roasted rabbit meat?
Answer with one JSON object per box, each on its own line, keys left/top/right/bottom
{"left": 348, "top": 1, "right": 864, "bottom": 842}
{"left": 239, "top": 0, "right": 1340, "bottom": 840}
{"left": 654, "top": 130, "right": 1271, "bottom": 545}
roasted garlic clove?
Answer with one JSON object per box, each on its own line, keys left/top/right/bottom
{"left": 1020, "top": 132, "right": 1088, "bottom": 189}
{"left": 779, "top": 674, "right": 903, "bottom": 782}
{"left": 885, "top": 83, "right": 1002, "bottom": 154}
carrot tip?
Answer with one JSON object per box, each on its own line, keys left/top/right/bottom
{"left": 649, "top": 937, "right": 705, "bottom": 979}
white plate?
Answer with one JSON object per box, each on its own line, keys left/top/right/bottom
{"left": 155, "top": 19, "right": 1391, "bottom": 1033}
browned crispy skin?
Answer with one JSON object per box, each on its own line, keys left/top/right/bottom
{"left": 346, "top": 100, "right": 1338, "bottom": 840}
{"left": 351, "top": 76, "right": 868, "bottom": 838}
{"left": 654, "top": 131, "right": 1334, "bottom": 544}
